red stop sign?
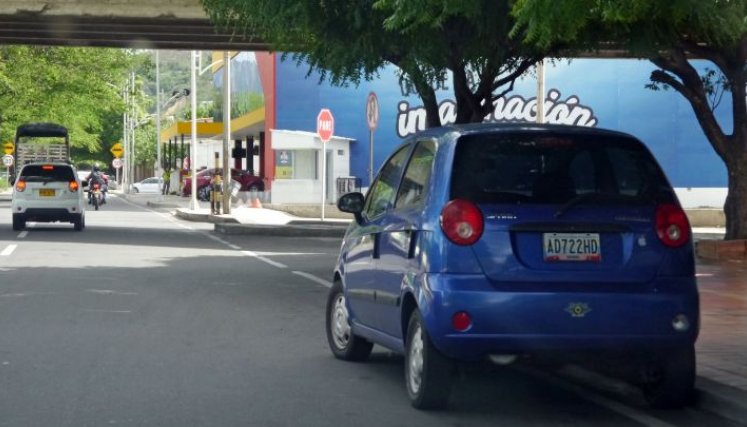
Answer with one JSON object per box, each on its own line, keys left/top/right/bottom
{"left": 317, "top": 108, "right": 334, "bottom": 143}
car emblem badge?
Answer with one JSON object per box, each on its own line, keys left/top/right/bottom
{"left": 565, "top": 302, "right": 592, "bottom": 318}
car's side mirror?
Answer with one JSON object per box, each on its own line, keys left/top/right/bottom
{"left": 338, "top": 192, "right": 365, "bottom": 224}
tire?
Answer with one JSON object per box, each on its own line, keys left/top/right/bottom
{"left": 405, "top": 311, "right": 455, "bottom": 410}
{"left": 73, "top": 214, "right": 85, "bottom": 231}
{"left": 641, "top": 345, "right": 696, "bottom": 409}
{"left": 326, "top": 281, "right": 373, "bottom": 361}
{"left": 93, "top": 194, "right": 99, "bottom": 210}
{"left": 133, "top": 187, "right": 139, "bottom": 193}
{"left": 12, "top": 214, "right": 25, "bottom": 231}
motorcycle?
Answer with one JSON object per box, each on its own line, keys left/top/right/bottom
{"left": 89, "top": 182, "right": 103, "bottom": 210}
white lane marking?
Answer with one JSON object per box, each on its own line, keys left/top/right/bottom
{"left": 0, "top": 245, "right": 18, "bottom": 256}
{"left": 522, "top": 366, "right": 678, "bottom": 427}
{"left": 0, "top": 292, "right": 57, "bottom": 298}
{"left": 241, "top": 250, "right": 287, "bottom": 269}
{"left": 117, "top": 196, "right": 195, "bottom": 231}
{"left": 86, "top": 289, "right": 138, "bottom": 296}
{"left": 292, "top": 271, "right": 332, "bottom": 288}
{"left": 17, "top": 231, "right": 28, "bottom": 239}
{"left": 227, "top": 244, "right": 241, "bottom": 250}
{"left": 82, "top": 309, "right": 132, "bottom": 314}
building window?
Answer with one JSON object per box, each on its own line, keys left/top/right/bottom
{"left": 274, "top": 149, "right": 318, "bottom": 179}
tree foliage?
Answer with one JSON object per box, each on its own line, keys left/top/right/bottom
{"left": 0, "top": 47, "right": 136, "bottom": 160}
{"left": 201, "top": 0, "right": 548, "bottom": 127}
{"left": 513, "top": 0, "right": 747, "bottom": 240}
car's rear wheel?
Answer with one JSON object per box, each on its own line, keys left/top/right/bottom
{"left": 326, "top": 281, "right": 373, "bottom": 361}
{"left": 405, "top": 310, "right": 455, "bottom": 410}
{"left": 73, "top": 214, "right": 85, "bottom": 231}
{"left": 133, "top": 187, "right": 139, "bottom": 193}
{"left": 641, "top": 345, "right": 696, "bottom": 409}
{"left": 12, "top": 214, "right": 25, "bottom": 231}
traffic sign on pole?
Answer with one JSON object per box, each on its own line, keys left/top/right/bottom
{"left": 2, "top": 154, "right": 13, "bottom": 167}
{"left": 112, "top": 158, "right": 123, "bottom": 169}
{"left": 2, "top": 141, "right": 14, "bottom": 155}
{"left": 317, "top": 109, "right": 334, "bottom": 143}
{"left": 366, "top": 92, "right": 379, "bottom": 131}
{"left": 110, "top": 142, "right": 124, "bottom": 158}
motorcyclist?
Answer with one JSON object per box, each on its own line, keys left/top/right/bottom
{"left": 86, "top": 165, "right": 108, "bottom": 205}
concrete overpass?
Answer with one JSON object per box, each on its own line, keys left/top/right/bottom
{"left": 0, "top": 0, "right": 269, "bottom": 50}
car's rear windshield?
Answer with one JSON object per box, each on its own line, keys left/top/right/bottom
{"left": 20, "top": 165, "right": 75, "bottom": 182}
{"left": 451, "top": 132, "right": 674, "bottom": 205}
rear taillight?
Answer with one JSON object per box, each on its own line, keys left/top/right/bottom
{"left": 655, "top": 203, "right": 690, "bottom": 247}
{"left": 69, "top": 181, "right": 79, "bottom": 192}
{"left": 15, "top": 179, "right": 26, "bottom": 192}
{"left": 440, "top": 199, "right": 484, "bottom": 246}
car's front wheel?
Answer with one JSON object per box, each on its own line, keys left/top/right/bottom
{"left": 12, "top": 214, "right": 25, "bottom": 231}
{"left": 405, "top": 310, "right": 455, "bottom": 410}
{"left": 326, "top": 281, "right": 373, "bottom": 361}
{"left": 197, "top": 186, "right": 210, "bottom": 201}
{"left": 641, "top": 345, "right": 696, "bottom": 409}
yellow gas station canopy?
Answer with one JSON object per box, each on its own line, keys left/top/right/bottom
{"left": 160, "top": 122, "right": 224, "bottom": 141}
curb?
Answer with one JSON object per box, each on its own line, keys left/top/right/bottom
{"left": 214, "top": 222, "right": 347, "bottom": 238}
{"left": 146, "top": 200, "right": 185, "bottom": 209}
{"left": 554, "top": 364, "right": 747, "bottom": 425}
{"left": 174, "top": 209, "right": 239, "bottom": 224}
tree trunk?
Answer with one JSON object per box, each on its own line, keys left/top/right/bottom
{"left": 723, "top": 156, "right": 747, "bottom": 240}
{"left": 408, "top": 68, "right": 441, "bottom": 129}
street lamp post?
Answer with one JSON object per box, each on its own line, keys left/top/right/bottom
{"left": 155, "top": 50, "right": 162, "bottom": 198}
{"left": 222, "top": 51, "right": 231, "bottom": 214}
{"left": 189, "top": 50, "right": 198, "bottom": 210}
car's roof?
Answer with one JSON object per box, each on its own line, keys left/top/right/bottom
{"left": 410, "top": 122, "right": 634, "bottom": 141}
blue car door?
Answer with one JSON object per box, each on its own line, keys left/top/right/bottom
{"left": 376, "top": 140, "right": 437, "bottom": 338}
{"left": 344, "top": 145, "right": 411, "bottom": 330}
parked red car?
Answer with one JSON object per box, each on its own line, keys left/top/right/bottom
{"left": 182, "top": 168, "right": 264, "bottom": 200}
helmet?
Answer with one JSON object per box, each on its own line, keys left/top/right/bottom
{"left": 93, "top": 164, "right": 100, "bottom": 172}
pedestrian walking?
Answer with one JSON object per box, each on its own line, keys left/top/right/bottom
{"left": 162, "top": 168, "right": 171, "bottom": 195}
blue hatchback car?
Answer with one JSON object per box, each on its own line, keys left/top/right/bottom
{"left": 327, "top": 123, "right": 698, "bottom": 410}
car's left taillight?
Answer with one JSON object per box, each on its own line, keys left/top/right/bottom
{"left": 655, "top": 203, "right": 691, "bottom": 247}
{"left": 15, "top": 179, "right": 26, "bottom": 192}
{"left": 440, "top": 199, "right": 484, "bottom": 246}
{"left": 69, "top": 180, "right": 79, "bottom": 192}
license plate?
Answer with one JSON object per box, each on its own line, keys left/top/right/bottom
{"left": 543, "top": 233, "right": 601, "bottom": 262}
{"left": 39, "top": 189, "right": 56, "bottom": 197}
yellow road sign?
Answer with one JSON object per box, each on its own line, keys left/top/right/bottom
{"left": 2, "top": 141, "right": 14, "bottom": 155}
{"left": 110, "top": 142, "right": 124, "bottom": 158}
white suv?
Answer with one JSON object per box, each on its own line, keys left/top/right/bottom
{"left": 11, "top": 162, "right": 86, "bottom": 231}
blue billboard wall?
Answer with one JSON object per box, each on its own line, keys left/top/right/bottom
{"left": 276, "top": 57, "right": 730, "bottom": 189}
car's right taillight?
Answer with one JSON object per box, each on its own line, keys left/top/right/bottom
{"left": 15, "top": 179, "right": 26, "bottom": 192}
{"left": 440, "top": 199, "right": 484, "bottom": 246}
{"left": 655, "top": 203, "right": 690, "bottom": 247}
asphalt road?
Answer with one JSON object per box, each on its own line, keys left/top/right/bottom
{"left": 0, "top": 194, "right": 738, "bottom": 426}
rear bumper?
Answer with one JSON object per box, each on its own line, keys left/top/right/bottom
{"left": 12, "top": 202, "right": 84, "bottom": 222}
{"left": 419, "top": 273, "right": 699, "bottom": 360}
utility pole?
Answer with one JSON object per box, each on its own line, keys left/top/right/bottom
{"left": 222, "top": 51, "right": 231, "bottom": 214}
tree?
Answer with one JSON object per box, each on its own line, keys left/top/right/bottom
{"left": 0, "top": 46, "right": 136, "bottom": 166}
{"left": 201, "top": 0, "right": 547, "bottom": 128}
{"left": 512, "top": 0, "right": 747, "bottom": 240}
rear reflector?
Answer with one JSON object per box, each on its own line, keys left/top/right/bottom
{"left": 655, "top": 203, "right": 690, "bottom": 247}
{"left": 440, "top": 199, "right": 484, "bottom": 245}
{"left": 452, "top": 311, "right": 472, "bottom": 332}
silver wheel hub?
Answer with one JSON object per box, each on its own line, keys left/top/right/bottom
{"left": 331, "top": 295, "right": 351, "bottom": 349}
{"left": 408, "top": 326, "right": 424, "bottom": 394}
